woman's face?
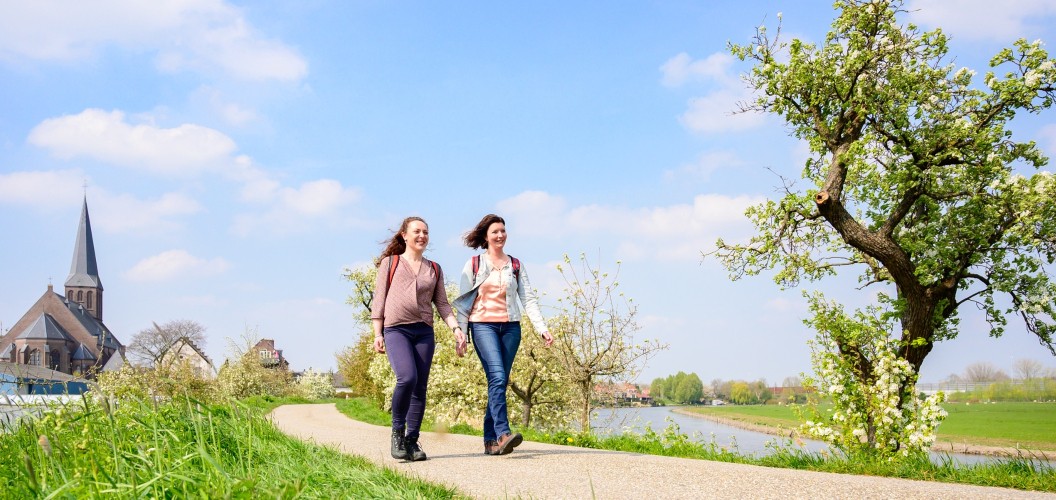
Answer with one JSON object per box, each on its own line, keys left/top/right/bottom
{"left": 402, "top": 220, "right": 429, "bottom": 253}
{"left": 486, "top": 222, "right": 506, "bottom": 251}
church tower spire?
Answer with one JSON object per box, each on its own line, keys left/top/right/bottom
{"left": 65, "top": 197, "right": 104, "bottom": 321}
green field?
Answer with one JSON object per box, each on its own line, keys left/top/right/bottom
{"left": 685, "top": 402, "right": 1056, "bottom": 451}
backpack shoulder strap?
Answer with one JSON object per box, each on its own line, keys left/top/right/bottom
{"left": 387, "top": 255, "right": 399, "bottom": 288}
{"left": 430, "top": 260, "right": 439, "bottom": 277}
{"left": 472, "top": 255, "right": 480, "bottom": 276}
{"left": 511, "top": 256, "right": 521, "bottom": 284}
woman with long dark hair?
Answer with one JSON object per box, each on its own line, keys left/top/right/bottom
{"left": 371, "top": 216, "right": 467, "bottom": 461}
{"left": 454, "top": 214, "right": 553, "bottom": 456}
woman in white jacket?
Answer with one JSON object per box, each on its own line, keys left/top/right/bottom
{"left": 454, "top": 214, "right": 553, "bottom": 456}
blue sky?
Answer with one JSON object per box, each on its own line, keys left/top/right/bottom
{"left": 2, "top": 1, "right": 1056, "bottom": 385}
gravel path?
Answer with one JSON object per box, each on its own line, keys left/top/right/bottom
{"left": 269, "top": 403, "right": 1055, "bottom": 499}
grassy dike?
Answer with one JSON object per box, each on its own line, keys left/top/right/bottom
{"left": 683, "top": 402, "right": 1056, "bottom": 452}
{"left": 333, "top": 398, "right": 1056, "bottom": 492}
{"left": 0, "top": 395, "right": 463, "bottom": 499}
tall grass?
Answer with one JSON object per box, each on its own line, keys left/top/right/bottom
{"left": 0, "top": 394, "right": 462, "bottom": 498}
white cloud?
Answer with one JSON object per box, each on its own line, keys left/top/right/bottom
{"left": 660, "top": 52, "right": 763, "bottom": 134}
{"left": 664, "top": 151, "right": 744, "bottom": 181}
{"left": 0, "top": 0, "right": 307, "bottom": 81}
{"left": 125, "top": 249, "right": 229, "bottom": 282}
{"left": 93, "top": 192, "right": 203, "bottom": 233}
{"left": 190, "top": 86, "right": 260, "bottom": 127}
{"left": 660, "top": 52, "right": 736, "bottom": 88}
{"left": 680, "top": 90, "right": 764, "bottom": 133}
{"left": 497, "top": 191, "right": 765, "bottom": 261}
{"left": 0, "top": 169, "right": 202, "bottom": 232}
{"left": 0, "top": 169, "right": 83, "bottom": 210}
{"left": 231, "top": 178, "right": 361, "bottom": 236}
{"left": 28, "top": 108, "right": 238, "bottom": 176}
{"left": 280, "top": 179, "right": 359, "bottom": 216}
{"left": 907, "top": 0, "right": 1056, "bottom": 41}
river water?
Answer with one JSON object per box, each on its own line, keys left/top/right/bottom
{"left": 592, "top": 406, "right": 1003, "bottom": 466}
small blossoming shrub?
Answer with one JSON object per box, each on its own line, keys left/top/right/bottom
{"left": 800, "top": 294, "right": 947, "bottom": 458}
{"left": 296, "top": 368, "right": 336, "bottom": 400}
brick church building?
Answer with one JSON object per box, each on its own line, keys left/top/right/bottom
{"left": 0, "top": 198, "right": 124, "bottom": 377}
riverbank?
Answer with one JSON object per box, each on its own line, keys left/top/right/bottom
{"left": 672, "top": 408, "right": 1056, "bottom": 460}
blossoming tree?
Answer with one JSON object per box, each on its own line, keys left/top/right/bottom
{"left": 712, "top": 0, "right": 1056, "bottom": 453}
{"left": 550, "top": 254, "right": 668, "bottom": 431}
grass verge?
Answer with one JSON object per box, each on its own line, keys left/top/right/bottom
{"left": 685, "top": 402, "right": 1056, "bottom": 451}
{"left": 0, "top": 394, "right": 463, "bottom": 499}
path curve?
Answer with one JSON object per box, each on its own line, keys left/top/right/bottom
{"left": 269, "top": 404, "right": 1054, "bottom": 500}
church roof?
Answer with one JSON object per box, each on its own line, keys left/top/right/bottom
{"left": 101, "top": 350, "right": 126, "bottom": 371}
{"left": 63, "top": 298, "right": 121, "bottom": 350}
{"left": 15, "top": 314, "right": 75, "bottom": 342}
{"left": 65, "top": 198, "right": 103, "bottom": 290}
{"left": 0, "top": 362, "right": 86, "bottom": 383}
{"left": 71, "top": 344, "right": 97, "bottom": 361}
{"left": 0, "top": 344, "right": 11, "bottom": 358}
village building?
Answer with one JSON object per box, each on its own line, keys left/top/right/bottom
{"left": 252, "top": 338, "right": 289, "bottom": 370}
{"left": 158, "top": 337, "right": 216, "bottom": 378}
{"left": 0, "top": 199, "right": 125, "bottom": 379}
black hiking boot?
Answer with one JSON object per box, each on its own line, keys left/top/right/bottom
{"left": 391, "top": 426, "right": 409, "bottom": 460}
{"left": 403, "top": 434, "right": 427, "bottom": 461}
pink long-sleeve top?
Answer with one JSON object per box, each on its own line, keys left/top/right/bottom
{"left": 370, "top": 256, "right": 454, "bottom": 328}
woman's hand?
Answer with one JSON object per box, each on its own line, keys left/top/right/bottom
{"left": 541, "top": 331, "right": 554, "bottom": 347}
{"left": 454, "top": 327, "right": 468, "bottom": 357}
{"left": 373, "top": 335, "right": 385, "bottom": 353}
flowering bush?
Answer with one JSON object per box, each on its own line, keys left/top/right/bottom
{"left": 296, "top": 368, "right": 336, "bottom": 400}
{"left": 800, "top": 293, "right": 947, "bottom": 458}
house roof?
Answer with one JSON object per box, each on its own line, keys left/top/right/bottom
{"left": 65, "top": 198, "right": 103, "bottom": 290}
{"left": 0, "top": 344, "right": 11, "bottom": 359}
{"left": 161, "top": 337, "right": 214, "bottom": 367}
{"left": 15, "top": 314, "right": 74, "bottom": 342}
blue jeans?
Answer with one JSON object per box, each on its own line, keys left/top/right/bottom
{"left": 384, "top": 322, "right": 435, "bottom": 439}
{"left": 470, "top": 321, "right": 521, "bottom": 442}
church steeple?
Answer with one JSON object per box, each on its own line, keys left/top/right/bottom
{"left": 65, "top": 197, "right": 103, "bottom": 320}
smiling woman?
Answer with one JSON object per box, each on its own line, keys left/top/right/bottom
{"left": 369, "top": 216, "right": 466, "bottom": 462}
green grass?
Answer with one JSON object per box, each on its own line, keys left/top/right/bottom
{"left": 330, "top": 396, "right": 1056, "bottom": 492}
{"left": 0, "top": 395, "right": 463, "bottom": 499}
{"left": 684, "top": 402, "right": 1056, "bottom": 451}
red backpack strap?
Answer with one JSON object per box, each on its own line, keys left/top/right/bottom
{"left": 387, "top": 255, "right": 399, "bottom": 288}
{"left": 430, "top": 261, "right": 439, "bottom": 278}
{"left": 472, "top": 255, "right": 480, "bottom": 276}
{"left": 511, "top": 256, "right": 521, "bottom": 284}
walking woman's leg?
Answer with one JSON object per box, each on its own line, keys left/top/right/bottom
{"left": 491, "top": 322, "right": 523, "bottom": 454}
{"left": 499, "top": 322, "right": 522, "bottom": 384}
{"left": 404, "top": 324, "right": 436, "bottom": 440}
{"left": 384, "top": 325, "right": 416, "bottom": 460}
{"left": 471, "top": 322, "right": 506, "bottom": 442}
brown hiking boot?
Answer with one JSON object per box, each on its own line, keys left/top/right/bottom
{"left": 495, "top": 432, "right": 522, "bottom": 455}
{"left": 484, "top": 440, "right": 499, "bottom": 455}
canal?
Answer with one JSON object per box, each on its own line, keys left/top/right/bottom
{"left": 592, "top": 405, "right": 1003, "bottom": 465}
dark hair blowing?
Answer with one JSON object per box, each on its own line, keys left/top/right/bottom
{"left": 377, "top": 216, "right": 427, "bottom": 265}
{"left": 463, "top": 214, "right": 505, "bottom": 250}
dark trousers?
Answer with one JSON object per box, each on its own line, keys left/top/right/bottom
{"left": 384, "top": 322, "right": 435, "bottom": 438}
